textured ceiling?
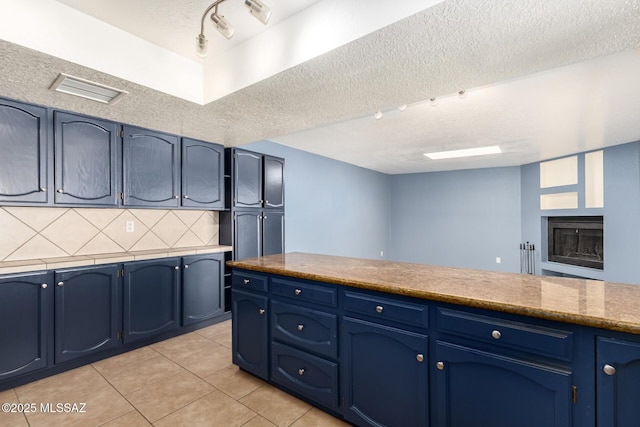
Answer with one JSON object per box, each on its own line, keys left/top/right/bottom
{"left": 1, "top": 0, "right": 639, "bottom": 174}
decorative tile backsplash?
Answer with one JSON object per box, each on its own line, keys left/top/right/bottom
{"left": 0, "top": 207, "right": 219, "bottom": 262}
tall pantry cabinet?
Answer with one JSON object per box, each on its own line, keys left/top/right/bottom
{"left": 220, "top": 148, "right": 285, "bottom": 309}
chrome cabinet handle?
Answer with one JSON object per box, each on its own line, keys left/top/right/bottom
{"left": 174, "top": 266, "right": 180, "bottom": 270}
{"left": 298, "top": 368, "right": 305, "bottom": 376}
{"left": 40, "top": 283, "right": 48, "bottom": 289}
{"left": 244, "top": 279, "right": 250, "bottom": 285}
{"left": 184, "top": 195, "right": 189, "bottom": 199}
{"left": 40, "top": 187, "right": 47, "bottom": 192}
{"left": 297, "top": 324, "right": 304, "bottom": 331}
{"left": 436, "top": 361, "right": 444, "bottom": 370}
{"left": 416, "top": 354, "right": 424, "bottom": 363}
{"left": 57, "top": 281, "right": 64, "bottom": 287}
{"left": 491, "top": 330, "right": 502, "bottom": 340}
{"left": 259, "top": 309, "right": 265, "bottom": 315}
{"left": 184, "top": 265, "right": 189, "bottom": 269}
{"left": 57, "top": 189, "right": 64, "bottom": 193}
{"left": 376, "top": 305, "right": 383, "bottom": 313}
{"left": 294, "top": 289, "right": 302, "bottom": 296}
{"left": 603, "top": 364, "right": 616, "bottom": 376}
{"left": 174, "top": 195, "right": 179, "bottom": 199}
{"left": 263, "top": 215, "right": 267, "bottom": 219}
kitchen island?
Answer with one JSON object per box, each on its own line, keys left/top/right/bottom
{"left": 228, "top": 252, "right": 640, "bottom": 427}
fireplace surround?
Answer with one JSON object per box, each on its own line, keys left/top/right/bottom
{"left": 547, "top": 216, "right": 603, "bottom": 270}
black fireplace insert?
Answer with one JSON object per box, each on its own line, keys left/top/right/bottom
{"left": 547, "top": 216, "right": 603, "bottom": 270}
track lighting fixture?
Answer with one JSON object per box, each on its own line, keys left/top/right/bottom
{"left": 196, "top": 0, "right": 272, "bottom": 58}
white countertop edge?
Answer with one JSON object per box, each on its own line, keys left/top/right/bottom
{"left": 0, "top": 245, "right": 233, "bottom": 274}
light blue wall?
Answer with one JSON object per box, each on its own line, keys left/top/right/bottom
{"left": 388, "top": 167, "right": 522, "bottom": 272}
{"left": 241, "top": 141, "right": 391, "bottom": 260}
{"left": 242, "top": 140, "right": 640, "bottom": 284}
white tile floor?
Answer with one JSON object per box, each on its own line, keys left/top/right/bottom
{"left": 0, "top": 320, "right": 350, "bottom": 427}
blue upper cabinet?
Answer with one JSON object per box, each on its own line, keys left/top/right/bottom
{"left": 0, "top": 98, "right": 49, "bottom": 204}
{"left": 263, "top": 155, "right": 284, "bottom": 209}
{"left": 234, "top": 149, "right": 263, "bottom": 208}
{"left": 181, "top": 138, "right": 224, "bottom": 209}
{"left": 54, "top": 112, "right": 120, "bottom": 206}
{"left": 122, "top": 125, "right": 180, "bottom": 207}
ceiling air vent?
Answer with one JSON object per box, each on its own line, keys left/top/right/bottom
{"left": 50, "top": 73, "right": 128, "bottom": 104}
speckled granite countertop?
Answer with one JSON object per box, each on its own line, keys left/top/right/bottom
{"left": 228, "top": 252, "right": 640, "bottom": 334}
{"left": 0, "top": 245, "right": 232, "bottom": 275}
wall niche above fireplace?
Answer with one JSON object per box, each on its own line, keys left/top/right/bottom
{"left": 547, "top": 216, "right": 603, "bottom": 270}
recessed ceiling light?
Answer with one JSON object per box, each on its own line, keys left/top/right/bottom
{"left": 424, "top": 145, "right": 502, "bottom": 160}
{"left": 374, "top": 111, "right": 383, "bottom": 120}
{"left": 398, "top": 104, "right": 407, "bottom": 112}
{"left": 50, "top": 73, "right": 128, "bottom": 104}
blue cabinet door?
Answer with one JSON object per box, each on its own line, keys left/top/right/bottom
{"left": 182, "top": 254, "right": 224, "bottom": 326}
{"left": 0, "top": 98, "right": 49, "bottom": 203}
{"left": 262, "top": 211, "right": 284, "bottom": 256}
{"left": 54, "top": 265, "right": 122, "bottom": 363}
{"left": 263, "top": 155, "right": 284, "bottom": 209}
{"left": 233, "top": 149, "right": 263, "bottom": 208}
{"left": 122, "top": 125, "right": 180, "bottom": 207}
{"left": 342, "top": 317, "right": 429, "bottom": 427}
{"left": 123, "top": 259, "right": 180, "bottom": 344}
{"left": 181, "top": 138, "right": 224, "bottom": 209}
{"left": 597, "top": 337, "right": 640, "bottom": 427}
{"left": 434, "top": 341, "right": 572, "bottom": 427}
{"left": 0, "top": 272, "right": 52, "bottom": 381}
{"left": 54, "top": 111, "right": 120, "bottom": 206}
{"left": 232, "top": 288, "right": 269, "bottom": 380}
{"left": 235, "top": 210, "right": 262, "bottom": 260}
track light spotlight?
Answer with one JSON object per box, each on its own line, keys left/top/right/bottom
{"left": 196, "top": 0, "right": 272, "bottom": 58}
{"left": 245, "top": 0, "right": 272, "bottom": 25}
{"left": 211, "top": 12, "right": 235, "bottom": 39}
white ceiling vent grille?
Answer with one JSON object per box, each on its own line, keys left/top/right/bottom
{"left": 50, "top": 73, "right": 128, "bottom": 104}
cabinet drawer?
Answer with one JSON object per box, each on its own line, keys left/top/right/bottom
{"left": 271, "top": 342, "right": 339, "bottom": 409}
{"left": 343, "top": 290, "right": 429, "bottom": 329}
{"left": 437, "top": 308, "right": 573, "bottom": 361}
{"left": 232, "top": 271, "right": 268, "bottom": 293}
{"left": 271, "top": 300, "right": 337, "bottom": 359}
{"left": 270, "top": 277, "right": 337, "bottom": 307}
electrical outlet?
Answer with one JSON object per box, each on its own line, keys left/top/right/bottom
{"left": 380, "top": 250, "right": 384, "bottom": 257}
{"left": 126, "top": 220, "right": 135, "bottom": 233}
{"left": 496, "top": 257, "right": 501, "bottom": 264}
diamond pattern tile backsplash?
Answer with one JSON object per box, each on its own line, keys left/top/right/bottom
{"left": 0, "top": 207, "right": 219, "bottom": 262}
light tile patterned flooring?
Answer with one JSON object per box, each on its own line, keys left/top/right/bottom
{"left": 0, "top": 320, "right": 350, "bottom": 427}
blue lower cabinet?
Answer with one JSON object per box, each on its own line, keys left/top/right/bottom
{"left": 182, "top": 254, "right": 224, "bottom": 326}
{"left": 342, "top": 317, "right": 429, "bottom": 427}
{"left": 123, "top": 259, "right": 180, "bottom": 344}
{"left": 434, "top": 341, "right": 572, "bottom": 427}
{"left": 271, "top": 341, "right": 338, "bottom": 409}
{"left": 232, "top": 288, "right": 269, "bottom": 380}
{"left": 597, "top": 337, "right": 640, "bottom": 427}
{"left": 54, "top": 265, "right": 122, "bottom": 363}
{"left": 0, "top": 272, "right": 52, "bottom": 381}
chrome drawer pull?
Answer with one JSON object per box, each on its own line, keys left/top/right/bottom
{"left": 375, "top": 305, "right": 383, "bottom": 313}
{"left": 436, "top": 361, "right": 444, "bottom": 370}
{"left": 57, "top": 281, "right": 64, "bottom": 287}
{"left": 294, "top": 289, "right": 302, "bottom": 296}
{"left": 298, "top": 368, "right": 305, "bottom": 376}
{"left": 40, "top": 283, "right": 48, "bottom": 289}
{"left": 491, "top": 330, "right": 502, "bottom": 340}
{"left": 297, "top": 324, "right": 304, "bottom": 331}
{"left": 603, "top": 364, "right": 616, "bottom": 376}
{"left": 259, "top": 309, "right": 265, "bottom": 315}
{"left": 243, "top": 279, "right": 250, "bottom": 285}
{"left": 416, "top": 354, "right": 424, "bottom": 363}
